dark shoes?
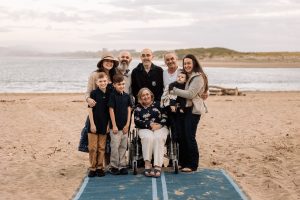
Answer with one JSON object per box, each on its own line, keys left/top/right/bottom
{"left": 119, "top": 168, "right": 128, "bottom": 175}
{"left": 96, "top": 168, "right": 105, "bottom": 177}
{"left": 108, "top": 167, "right": 120, "bottom": 175}
{"left": 88, "top": 169, "right": 106, "bottom": 177}
{"left": 88, "top": 170, "right": 97, "bottom": 177}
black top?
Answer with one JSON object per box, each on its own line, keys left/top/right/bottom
{"left": 169, "top": 81, "right": 186, "bottom": 108}
{"left": 89, "top": 88, "right": 110, "bottom": 134}
{"left": 134, "top": 101, "right": 167, "bottom": 129}
{"left": 108, "top": 90, "right": 133, "bottom": 130}
{"left": 131, "top": 63, "right": 164, "bottom": 103}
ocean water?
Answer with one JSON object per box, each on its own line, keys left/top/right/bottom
{"left": 0, "top": 57, "right": 300, "bottom": 92}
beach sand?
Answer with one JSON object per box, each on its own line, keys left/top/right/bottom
{"left": 0, "top": 92, "right": 299, "bottom": 200}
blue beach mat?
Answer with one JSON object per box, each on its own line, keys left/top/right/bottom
{"left": 73, "top": 169, "right": 248, "bottom": 200}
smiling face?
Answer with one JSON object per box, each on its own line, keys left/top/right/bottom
{"left": 183, "top": 58, "right": 194, "bottom": 73}
{"left": 118, "top": 51, "right": 132, "bottom": 71}
{"left": 96, "top": 76, "right": 108, "bottom": 90}
{"left": 140, "top": 48, "right": 153, "bottom": 69}
{"left": 113, "top": 80, "right": 125, "bottom": 93}
{"left": 103, "top": 59, "right": 114, "bottom": 71}
{"left": 139, "top": 89, "right": 153, "bottom": 106}
{"left": 164, "top": 53, "right": 178, "bottom": 71}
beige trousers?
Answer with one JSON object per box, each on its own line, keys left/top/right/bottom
{"left": 109, "top": 130, "right": 128, "bottom": 169}
{"left": 138, "top": 127, "right": 168, "bottom": 167}
{"left": 88, "top": 133, "right": 107, "bottom": 171}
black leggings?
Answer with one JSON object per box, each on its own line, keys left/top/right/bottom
{"left": 177, "top": 108, "right": 200, "bottom": 170}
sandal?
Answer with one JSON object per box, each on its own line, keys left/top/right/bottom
{"left": 144, "top": 168, "right": 154, "bottom": 177}
{"left": 153, "top": 168, "right": 161, "bottom": 178}
{"left": 181, "top": 167, "right": 192, "bottom": 172}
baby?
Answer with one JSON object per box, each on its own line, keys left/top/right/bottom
{"left": 161, "top": 70, "right": 187, "bottom": 113}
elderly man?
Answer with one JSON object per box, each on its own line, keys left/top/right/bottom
{"left": 131, "top": 48, "right": 164, "bottom": 102}
{"left": 117, "top": 51, "right": 132, "bottom": 94}
{"left": 163, "top": 51, "right": 180, "bottom": 87}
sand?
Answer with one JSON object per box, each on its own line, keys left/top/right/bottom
{"left": 0, "top": 92, "right": 299, "bottom": 200}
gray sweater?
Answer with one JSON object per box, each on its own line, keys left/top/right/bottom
{"left": 173, "top": 72, "right": 206, "bottom": 115}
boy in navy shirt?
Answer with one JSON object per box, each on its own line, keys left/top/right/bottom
{"left": 87, "top": 72, "right": 110, "bottom": 177}
{"left": 108, "top": 74, "right": 133, "bottom": 175}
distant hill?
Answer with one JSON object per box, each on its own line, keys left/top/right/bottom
{"left": 1, "top": 46, "right": 300, "bottom": 63}
{"left": 154, "top": 47, "right": 300, "bottom": 63}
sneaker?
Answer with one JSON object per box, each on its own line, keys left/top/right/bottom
{"left": 119, "top": 168, "right": 128, "bottom": 175}
{"left": 88, "top": 170, "right": 97, "bottom": 177}
{"left": 96, "top": 169, "right": 105, "bottom": 177}
{"left": 108, "top": 167, "right": 120, "bottom": 175}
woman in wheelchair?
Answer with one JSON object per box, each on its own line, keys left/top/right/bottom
{"left": 134, "top": 88, "right": 169, "bottom": 178}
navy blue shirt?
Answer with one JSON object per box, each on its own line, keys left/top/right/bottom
{"left": 108, "top": 90, "right": 133, "bottom": 130}
{"left": 134, "top": 101, "right": 167, "bottom": 129}
{"left": 131, "top": 63, "right": 164, "bottom": 103}
{"left": 89, "top": 88, "right": 110, "bottom": 134}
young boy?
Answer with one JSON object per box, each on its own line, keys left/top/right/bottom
{"left": 108, "top": 74, "right": 133, "bottom": 175}
{"left": 87, "top": 72, "right": 110, "bottom": 177}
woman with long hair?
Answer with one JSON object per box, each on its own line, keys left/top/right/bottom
{"left": 171, "top": 54, "right": 208, "bottom": 172}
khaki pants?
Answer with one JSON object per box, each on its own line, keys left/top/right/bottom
{"left": 88, "top": 133, "right": 107, "bottom": 171}
{"left": 138, "top": 127, "right": 168, "bottom": 167}
{"left": 109, "top": 130, "right": 128, "bottom": 169}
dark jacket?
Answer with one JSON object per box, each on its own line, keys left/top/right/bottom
{"left": 131, "top": 63, "right": 164, "bottom": 103}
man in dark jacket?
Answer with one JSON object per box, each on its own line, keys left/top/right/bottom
{"left": 131, "top": 48, "right": 164, "bottom": 103}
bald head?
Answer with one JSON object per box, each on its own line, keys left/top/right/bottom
{"left": 118, "top": 51, "right": 132, "bottom": 72}
{"left": 140, "top": 48, "right": 154, "bottom": 69}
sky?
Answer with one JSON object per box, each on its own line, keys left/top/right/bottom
{"left": 0, "top": 0, "right": 300, "bottom": 53}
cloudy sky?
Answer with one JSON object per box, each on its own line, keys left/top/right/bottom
{"left": 1, "top": 0, "right": 299, "bottom": 52}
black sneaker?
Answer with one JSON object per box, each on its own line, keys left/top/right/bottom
{"left": 109, "top": 167, "right": 120, "bottom": 175}
{"left": 119, "top": 168, "right": 128, "bottom": 175}
{"left": 88, "top": 170, "right": 97, "bottom": 177}
{"left": 96, "top": 169, "right": 105, "bottom": 177}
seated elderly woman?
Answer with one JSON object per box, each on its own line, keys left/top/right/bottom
{"left": 134, "top": 88, "right": 169, "bottom": 178}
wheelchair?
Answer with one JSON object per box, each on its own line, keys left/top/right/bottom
{"left": 128, "top": 127, "right": 179, "bottom": 175}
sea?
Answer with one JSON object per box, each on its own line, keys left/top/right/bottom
{"left": 1, "top": 57, "right": 300, "bottom": 93}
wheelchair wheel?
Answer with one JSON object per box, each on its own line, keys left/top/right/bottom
{"left": 133, "top": 160, "right": 138, "bottom": 175}
{"left": 173, "top": 160, "right": 179, "bottom": 174}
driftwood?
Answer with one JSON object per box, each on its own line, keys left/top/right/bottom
{"left": 209, "top": 85, "right": 244, "bottom": 96}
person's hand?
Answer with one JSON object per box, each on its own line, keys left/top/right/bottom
{"left": 123, "top": 125, "right": 129, "bottom": 134}
{"left": 112, "top": 126, "right": 118, "bottom": 134}
{"left": 170, "top": 106, "right": 176, "bottom": 112}
{"left": 201, "top": 92, "right": 209, "bottom": 100}
{"left": 150, "top": 123, "right": 161, "bottom": 131}
{"left": 168, "top": 84, "right": 175, "bottom": 92}
{"left": 90, "top": 124, "right": 96, "bottom": 133}
{"left": 87, "top": 97, "right": 96, "bottom": 107}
